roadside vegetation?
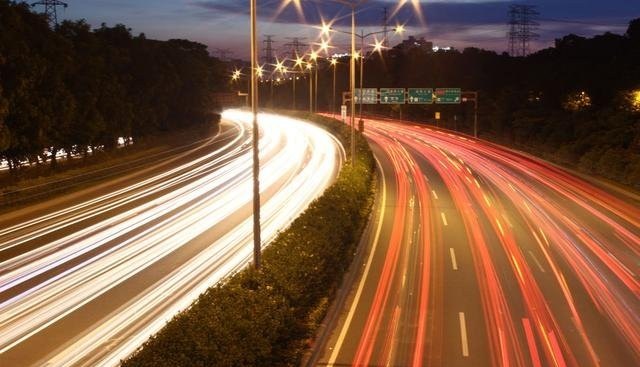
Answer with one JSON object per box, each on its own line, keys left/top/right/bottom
{"left": 121, "top": 114, "right": 376, "bottom": 366}
{"left": 0, "top": 1, "right": 224, "bottom": 174}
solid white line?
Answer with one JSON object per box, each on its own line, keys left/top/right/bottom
{"left": 441, "top": 212, "right": 448, "bottom": 226}
{"left": 459, "top": 312, "right": 470, "bottom": 357}
{"left": 449, "top": 248, "right": 458, "bottom": 270}
{"left": 327, "top": 157, "right": 387, "bottom": 365}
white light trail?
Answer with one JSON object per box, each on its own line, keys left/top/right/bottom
{"left": 0, "top": 110, "right": 342, "bottom": 366}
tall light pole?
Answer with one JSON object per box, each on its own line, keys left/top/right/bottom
{"left": 349, "top": 5, "right": 356, "bottom": 163}
{"left": 310, "top": 50, "right": 319, "bottom": 113}
{"left": 250, "top": 0, "right": 261, "bottom": 269}
{"left": 307, "top": 62, "right": 313, "bottom": 114}
{"left": 329, "top": 0, "right": 378, "bottom": 163}
{"left": 331, "top": 58, "right": 338, "bottom": 117}
{"left": 293, "top": 55, "right": 304, "bottom": 110}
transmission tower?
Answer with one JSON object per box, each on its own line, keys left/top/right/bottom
{"left": 262, "top": 35, "right": 276, "bottom": 72}
{"left": 508, "top": 4, "right": 539, "bottom": 57}
{"left": 32, "top": 0, "right": 68, "bottom": 27}
{"left": 383, "top": 7, "right": 389, "bottom": 47}
{"left": 284, "top": 37, "right": 308, "bottom": 60}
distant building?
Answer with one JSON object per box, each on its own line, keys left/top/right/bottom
{"left": 394, "top": 36, "right": 434, "bottom": 53}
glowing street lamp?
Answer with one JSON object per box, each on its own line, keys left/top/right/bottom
{"left": 321, "top": 21, "right": 332, "bottom": 36}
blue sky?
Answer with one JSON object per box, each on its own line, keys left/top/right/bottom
{"left": 58, "top": 1, "right": 640, "bottom": 59}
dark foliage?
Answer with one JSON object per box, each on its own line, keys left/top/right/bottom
{"left": 0, "top": 1, "right": 225, "bottom": 171}
{"left": 121, "top": 116, "right": 375, "bottom": 366}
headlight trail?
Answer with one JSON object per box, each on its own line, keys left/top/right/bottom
{"left": 318, "top": 114, "right": 639, "bottom": 367}
{"left": 0, "top": 110, "right": 342, "bottom": 366}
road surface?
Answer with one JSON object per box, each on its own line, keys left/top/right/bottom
{"left": 313, "top": 116, "right": 639, "bottom": 367}
{"left": 0, "top": 110, "right": 343, "bottom": 366}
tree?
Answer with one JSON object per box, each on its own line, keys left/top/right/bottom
{"left": 627, "top": 18, "right": 640, "bottom": 40}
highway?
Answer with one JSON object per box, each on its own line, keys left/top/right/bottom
{"left": 313, "top": 116, "right": 639, "bottom": 367}
{"left": 0, "top": 110, "right": 343, "bottom": 366}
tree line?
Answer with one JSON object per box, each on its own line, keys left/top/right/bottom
{"left": 264, "top": 19, "right": 640, "bottom": 188}
{"left": 0, "top": 1, "right": 225, "bottom": 171}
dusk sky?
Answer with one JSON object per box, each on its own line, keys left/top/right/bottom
{"left": 58, "top": 1, "right": 640, "bottom": 59}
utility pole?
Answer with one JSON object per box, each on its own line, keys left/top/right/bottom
{"left": 31, "top": 0, "right": 67, "bottom": 27}
{"left": 508, "top": 4, "right": 539, "bottom": 57}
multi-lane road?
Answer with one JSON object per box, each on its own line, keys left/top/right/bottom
{"left": 314, "top": 116, "right": 639, "bottom": 367}
{"left": 0, "top": 110, "right": 342, "bottom": 366}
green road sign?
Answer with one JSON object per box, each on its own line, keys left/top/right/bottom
{"left": 354, "top": 88, "right": 378, "bottom": 104}
{"left": 380, "top": 88, "right": 405, "bottom": 104}
{"left": 435, "top": 88, "right": 461, "bottom": 104}
{"left": 408, "top": 88, "right": 433, "bottom": 104}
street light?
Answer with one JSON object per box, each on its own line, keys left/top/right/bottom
{"left": 330, "top": 58, "right": 338, "bottom": 116}
{"left": 283, "top": 0, "right": 411, "bottom": 163}
{"left": 293, "top": 55, "right": 305, "bottom": 110}
{"left": 326, "top": 0, "right": 404, "bottom": 163}
{"left": 309, "top": 50, "right": 319, "bottom": 113}
{"left": 357, "top": 27, "right": 403, "bottom": 125}
{"left": 249, "top": 0, "right": 260, "bottom": 269}
{"left": 306, "top": 61, "right": 313, "bottom": 114}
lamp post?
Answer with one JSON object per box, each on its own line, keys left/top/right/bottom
{"left": 307, "top": 62, "right": 313, "bottom": 114}
{"left": 293, "top": 56, "right": 304, "bottom": 110}
{"left": 330, "top": 58, "right": 338, "bottom": 117}
{"left": 309, "top": 50, "right": 319, "bottom": 113}
{"left": 249, "top": 0, "right": 261, "bottom": 269}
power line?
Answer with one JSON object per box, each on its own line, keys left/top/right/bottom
{"left": 538, "top": 17, "right": 627, "bottom": 27}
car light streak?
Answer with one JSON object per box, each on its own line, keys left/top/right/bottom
{"left": 320, "top": 113, "right": 639, "bottom": 367}
{"left": 0, "top": 110, "right": 342, "bottom": 366}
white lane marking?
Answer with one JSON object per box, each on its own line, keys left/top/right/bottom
{"left": 528, "top": 250, "right": 546, "bottom": 273}
{"left": 459, "top": 312, "right": 470, "bottom": 357}
{"left": 449, "top": 248, "right": 458, "bottom": 270}
{"left": 432, "top": 190, "right": 439, "bottom": 200}
{"left": 327, "top": 157, "right": 387, "bottom": 365}
{"left": 441, "top": 212, "right": 448, "bottom": 226}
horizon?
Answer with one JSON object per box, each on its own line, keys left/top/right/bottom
{"left": 51, "top": 1, "right": 639, "bottom": 60}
